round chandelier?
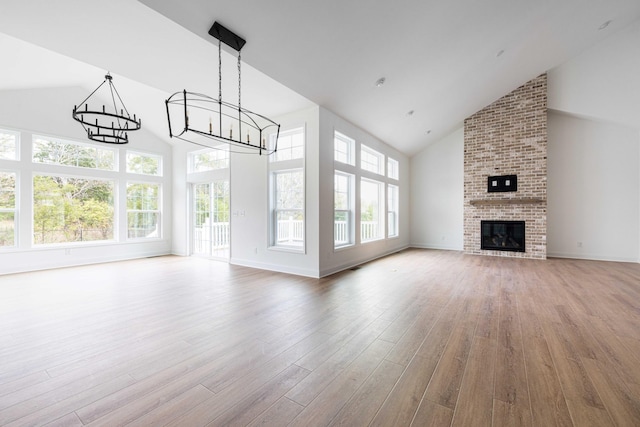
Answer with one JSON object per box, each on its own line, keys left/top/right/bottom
{"left": 72, "top": 73, "right": 142, "bottom": 144}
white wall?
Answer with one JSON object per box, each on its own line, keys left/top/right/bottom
{"left": 410, "top": 127, "right": 464, "bottom": 250}
{"left": 318, "top": 107, "right": 410, "bottom": 277}
{"left": 0, "top": 87, "right": 173, "bottom": 275}
{"left": 548, "top": 19, "right": 640, "bottom": 130}
{"left": 547, "top": 111, "right": 639, "bottom": 262}
{"left": 229, "top": 106, "right": 321, "bottom": 277}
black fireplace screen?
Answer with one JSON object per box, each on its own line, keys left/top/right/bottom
{"left": 481, "top": 220, "right": 525, "bottom": 252}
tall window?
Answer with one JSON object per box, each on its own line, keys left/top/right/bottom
{"left": 270, "top": 127, "right": 305, "bottom": 250}
{"left": 334, "top": 172, "right": 354, "bottom": 247}
{"left": 33, "top": 136, "right": 116, "bottom": 171}
{"left": 0, "top": 172, "right": 17, "bottom": 247}
{"left": 0, "top": 130, "right": 19, "bottom": 160}
{"left": 33, "top": 175, "right": 114, "bottom": 244}
{"left": 388, "top": 184, "right": 399, "bottom": 237}
{"left": 360, "top": 178, "right": 384, "bottom": 242}
{"left": 127, "top": 151, "right": 162, "bottom": 176}
{"left": 334, "top": 131, "right": 355, "bottom": 166}
{"left": 189, "top": 146, "right": 229, "bottom": 172}
{"left": 273, "top": 170, "right": 304, "bottom": 247}
{"left": 126, "top": 182, "right": 160, "bottom": 239}
{"left": 361, "top": 144, "right": 384, "bottom": 175}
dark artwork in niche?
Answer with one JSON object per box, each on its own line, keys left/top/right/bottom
{"left": 481, "top": 220, "right": 525, "bottom": 252}
{"left": 488, "top": 175, "right": 517, "bottom": 192}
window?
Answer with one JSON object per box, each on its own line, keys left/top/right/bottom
{"left": 361, "top": 144, "right": 384, "bottom": 175}
{"left": 33, "top": 136, "right": 116, "bottom": 171}
{"left": 272, "top": 127, "right": 304, "bottom": 162}
{"left": 0, "top": 172, "right": 17, "bottom": 247}
{"left": 126, "top": 182, "right": 160, "bottom": 239}
{"left": 189, "top": 146, "right": 229, "bottom": 172}
{"left": 388, "top": 184, "right": 399, "bottom": 237}
{"left": 269, "top": 127, "right": 305, "bottom": 249}
{"left": 33, "top": 175, "right": 114, "bottom": 244}
{"left": 360, "top": 178, "right": 384, "bottom": 242}
{"left": 0, "top": 130, "right": 19, "bottom": 160}
{"left": 334, "top": 131, "right": 355, "bottom": 166}
{"left": 273, "top": 170, "right": 304, "bottom": 247}
{"left": 127, "top": 151, "right": 162, "bottom": 176}
{"left": 334, "top": 172, "right": 354, "bottom": 247}
{"left": 388, "top": 157, "right": 399, "bottom": 180}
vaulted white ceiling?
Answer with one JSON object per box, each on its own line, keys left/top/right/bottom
{"left": 1, "top": 0, "right": 640, "bottom": 155}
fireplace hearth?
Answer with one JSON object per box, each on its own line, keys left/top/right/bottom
{"left": 481, "top": 220, "right": 525, "bottom": 252}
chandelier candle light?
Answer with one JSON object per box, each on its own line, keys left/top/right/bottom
{"left": 165, "top": 21, "right": 280, "bottom": 155}
{"left": 72, "top": 73, "right": 141, "bottom": 144}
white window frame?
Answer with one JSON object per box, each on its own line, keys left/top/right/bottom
{"left": 32, "top": 135, "right": 117, "bottom": 171}
{"left": 388, "top": 184, "right": 399, "bottom": 238}
{"left": 0, "top": 129, "right": 20, "bottom": 161}
{"left": 269, "top": 126, "right": 305, "bottom": 251}
{"left": 334, "top": 171, "right": 354, "bottom": 248}
{"left": 126, "top": 181, "right": 161, "bottom": 240}
{"left": 361, "top": 144, "right": 384, "bottom": 175}
{"left": 0, "top": 170, "right": 18, "bottom": 248}
{"left": 32, "top": 173, "right": 116, "bottom": 246}
{"left": 388, "top": 157, "right": 399, "bottom": 180}
{"left": 126, "top": 150, "right": 163, "bottom": 176}
{"left": 334, "top": 131, "right": 355, "bottom": 166}
{"left": 360, "top": 177, "right": 385, "bottom": 243}
{"left": 188, "top": 145, "right": 229, "bottom": 173}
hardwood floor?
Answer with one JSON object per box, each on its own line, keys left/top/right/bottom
{"left": 1, "top": 249, "right": 640, "bottom": 426}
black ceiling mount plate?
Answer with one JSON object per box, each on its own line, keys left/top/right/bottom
{"left": 208, "top": 21, "right": 246, "bottom": 51}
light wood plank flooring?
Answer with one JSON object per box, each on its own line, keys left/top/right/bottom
{"left": 1, "top": 249, "right": 640, "bottom": 426}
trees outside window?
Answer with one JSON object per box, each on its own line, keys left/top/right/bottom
{"left": 127, "top": 151, "right": 162, "bottom": 176}
{"left": 33, "top": 175, "right": 114, "bottom": 244}
{"left": 0, "top": 130, "right": 18, "bottom": 160}
{"left": 33, "top": 137, "right": 115, "bottom": 170}
{"left": 0, "top": 172, "right": 17, "bottom": 247}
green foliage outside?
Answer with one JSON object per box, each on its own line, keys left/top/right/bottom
{"left": 33, "top": 175, "right": 114, "bottom": 244}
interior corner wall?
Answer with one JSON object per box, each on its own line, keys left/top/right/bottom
{"left": 410, "top": 127, "right": 464, "bottom": 250}
{"left": 547, "top": 111, "right": 639, "bottom": 262}
{"left": 318, "top": 107, "right": 410, "bottom": 277}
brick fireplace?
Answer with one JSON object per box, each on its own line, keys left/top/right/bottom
{"left": 463, "top": 74, "right": 547, "bottom": 259}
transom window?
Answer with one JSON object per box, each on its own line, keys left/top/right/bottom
{"left": 334, "top": 131, "right": 355, "bottom": 166}
{"left": 388, "top": 157, "right": 399, "bottom": 180}
{"left": 361, "top": 144, "right": 384, "bottom": 175}
{"left": 32, "top": 136, "right": 116, "bottom": 171}
{"left": 127, "top": 151, "right": 162, "bottom": 176}
{"left": 272, "top": 127, "right": 304, "bottom": 162}
{"left": 189, "top": 146, "right": 229, "bottom": 172}
{"left": 0, "top": 130, "right": 19, "bottom": 161}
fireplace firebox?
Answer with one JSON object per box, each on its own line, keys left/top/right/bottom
{"left": 481, "top": 220, "right": 525, "bottom": 252}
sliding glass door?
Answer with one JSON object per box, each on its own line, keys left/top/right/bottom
{"left": 193, "top": 180, "right": 230, "bottom": 259}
